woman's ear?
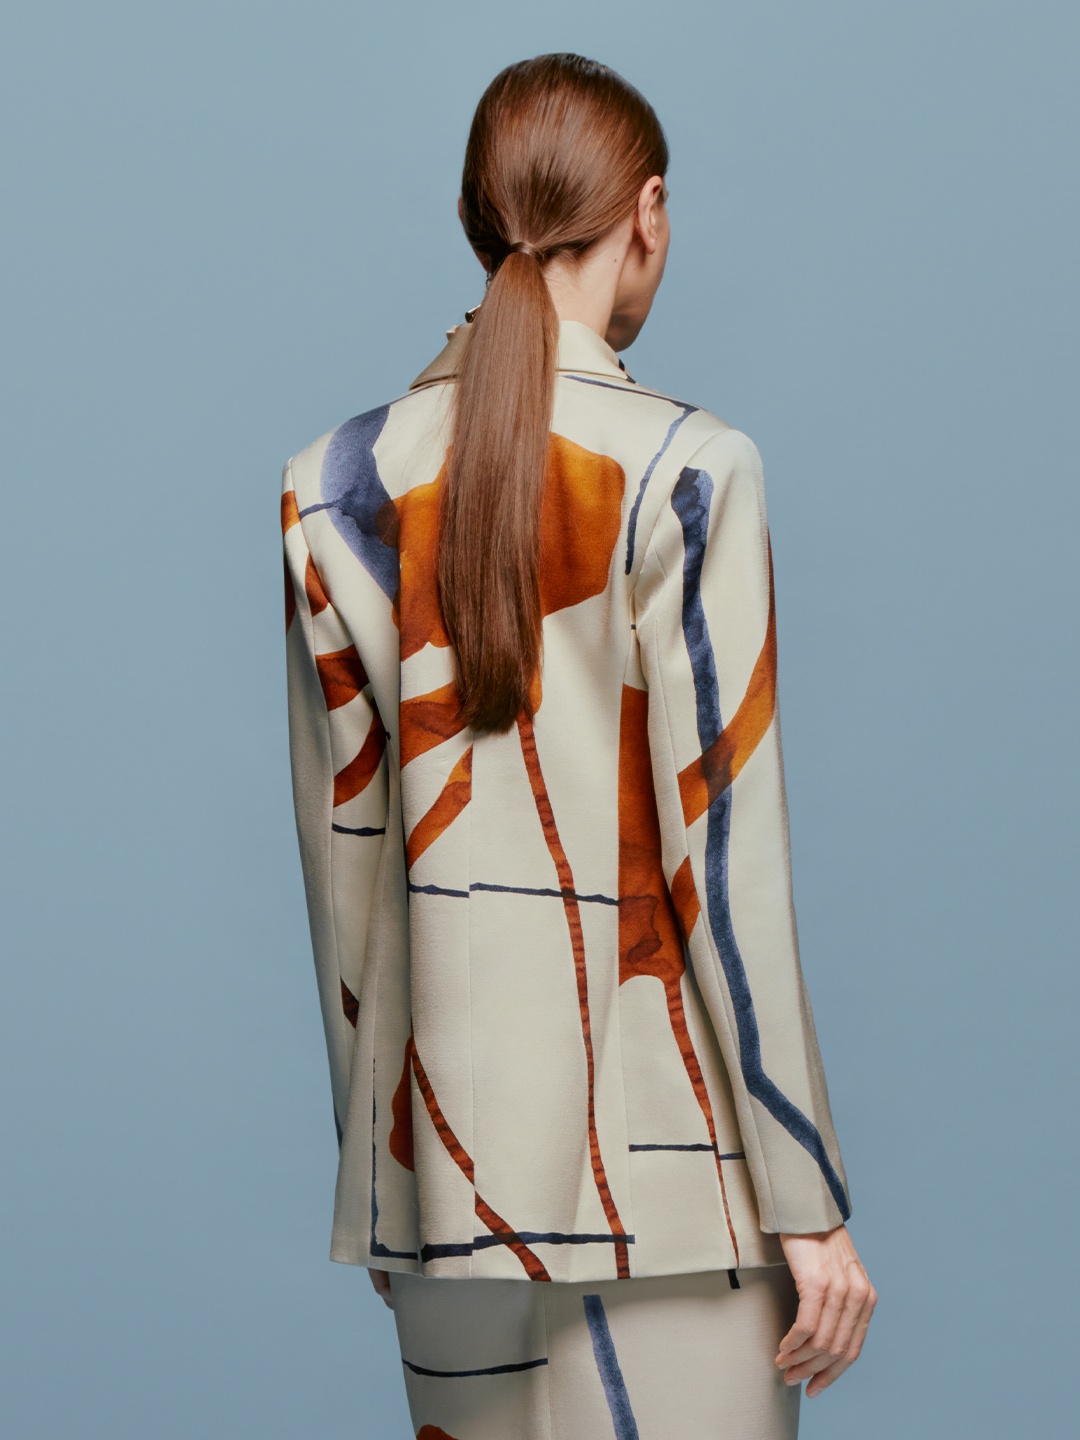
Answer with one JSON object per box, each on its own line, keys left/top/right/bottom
{"left": 635, "top": 176, "right": 666, "bottom": 255}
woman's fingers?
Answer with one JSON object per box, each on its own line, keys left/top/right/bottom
{"left": 827, "top": 1266, "right": 876, "bottom": 1362}
{"left": 778, "top": 1339, "right": 828, "bottom": 1368}
{"left": 368, "top": 1267, "right": 394, "bottom": 1309}
{"left": 783, "top": 1278, "right": 881, "bottom": 1388}
{"left": 781, "top": 1278, "right": 845, "bottom": 1363}
{"left": 777, "top": 1281, "right": 826, "bottom": 1359}
{"left": 783, "top": 1267, "right": 872, "bottom": 1366}
{"left": 806, "top": 1355, "right": 854, "bottom": 1398}
{"left": 782, "top": 1349, "right": 843, "bottom": 1386}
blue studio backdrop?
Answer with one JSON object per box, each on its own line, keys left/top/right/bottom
{"left": 1, "top": 2, "right": 1076, "bottom": 1436}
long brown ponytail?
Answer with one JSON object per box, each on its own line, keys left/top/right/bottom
{"left": 438, "top": 54, "right": 668, "bottom": 733}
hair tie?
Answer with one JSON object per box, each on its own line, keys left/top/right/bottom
{"left": 506, "top": 241, "right": 545, "bottom": 263}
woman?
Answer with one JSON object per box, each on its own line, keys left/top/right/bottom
{"left": 283, "top": 53, "right": 875, "bottom": 1440}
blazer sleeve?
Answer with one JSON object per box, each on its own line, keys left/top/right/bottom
{"left": 282, "top": 461, "right": 389, "bottom": 1141}
{"left": 633, "top": 427, "right": 852, "bottom": 1234}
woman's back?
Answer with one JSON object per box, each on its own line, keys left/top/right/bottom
{"left": 283, "top": 317, "right": 849, "bottom": 1284}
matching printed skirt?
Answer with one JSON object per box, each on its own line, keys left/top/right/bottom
{"left": 390, "top": 1266, "right": 801, "bottom": 1440}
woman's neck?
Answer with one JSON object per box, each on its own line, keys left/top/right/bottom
{"left": 543, "top": 214, "right": 635, "bottom": 348}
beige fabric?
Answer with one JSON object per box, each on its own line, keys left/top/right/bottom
{"left": 283, "top": 319, "right": 850, "bottom": 1285}
{"left": 390, "top": 1265, "right": 801, "bottom": 1440}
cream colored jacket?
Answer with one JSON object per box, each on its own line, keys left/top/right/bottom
{"left": 283, "top": 319, "right": 850, "bottom": 1283}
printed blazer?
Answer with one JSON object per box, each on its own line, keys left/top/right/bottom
{"left": 284, "top": 319, "right": 850, "bottom": 1285}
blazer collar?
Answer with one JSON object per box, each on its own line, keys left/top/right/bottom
{"left": 409, "top": 317, "right": 631, "bottom": 390}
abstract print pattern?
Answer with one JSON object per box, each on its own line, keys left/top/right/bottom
{"left": 583, "top": 1294, "right": 640, "bottom": 1439}
{"left": 669, "top": 468, "right": 850, "bottom": 1219}
{"left": 390, "top": 1266, "right": 800, "bottom": 1440}
{"left": 617, "top": 681, "right": 740, "bottom": 1261}
{"left": 284, "top": 319, "right": 849, "bottom": 1287}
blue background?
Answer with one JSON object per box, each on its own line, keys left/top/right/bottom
{"left": 2, "top": 1, "right": 1076, "bottom": 1435}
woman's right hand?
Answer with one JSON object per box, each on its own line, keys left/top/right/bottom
{"left": 775, "top": 1226, "right": 876, "bottom": 1397}
{"left": 368, "top": 1267, "right": 394, "bottom": 1309}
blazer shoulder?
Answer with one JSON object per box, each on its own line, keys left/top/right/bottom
{"left": 282, "top": 426, "right": 334, "bottom": 503}
{"left": 680, "top": 417, "right": 763, "bottom": 477}
{"left": 645, "top": 403, "right": 762, "bottom": 504}
{"left": 609, "top": 382, "right": 754, "bottom": 468}
{"left": 631, "top": 417, "right": 766, "bottom": 575}
{"left": 280, "top": 389, "right": 420, "bottom": 509}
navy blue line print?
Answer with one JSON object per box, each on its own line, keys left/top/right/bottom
{"left": 420, "top": 1232, "right": 636, "bottom": 1261}
{"left": 563, "top": 375, "right": 699, "bottom": 572}
{"left": 564, "top": 374, "right": 641, "bottom": 394}
{"left": 402, "top": 1358, "right": 549, "bottom": 1379}
{"left": 728, "top": 1269, "right": 741, "bottom": 1290}
{"left": 670, "top": 467, "right": 851, "bottom": 1221}
{"left": 319, "top": 405, "right": 400, "bottom": 601}
{"left": 583, "top": 1295, "right": 640, "bottom": 1440}
{"left": 297, "top": 501, "right": 335, "bottom": 518}
{"left": 624, "top": 404, "right": 697, "bottom": 574}
{"left": 629, "top": 1142, "right": 711, "bottom": 1151}
{"left": 470, "top": 882, "right": 618, "bottom": 906}
{"left": 673, "top": 469, "right": 723, "bottom": 749}
{"left": 370, "top": 1080, "right": 420, "bottom": 1261}
{"left": 628, "top": 1144, "right": 746, "bottom": 1157}
{"left": 332, "top": 824, "right": 386, "bottom": 837}
{"left": 408, "top": 882, "right": 617, "bottom": 905}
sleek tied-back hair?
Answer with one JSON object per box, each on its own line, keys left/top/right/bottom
{"left": 439, "top": 54, "right": 668, "bottom": 732}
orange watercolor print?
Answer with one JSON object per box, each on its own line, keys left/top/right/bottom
{"left": 389, "top": 1035, "right": 415, "bottom": 1170}
{"left": 316, "top": 645, "right": 369, "bottom": 711}
{"left": 406, "top": 747, "right": 473, "bottom": 868}
{"left": 538, "top": 433, "right": 625, "bottom": 617}
{"left": 281, "top": 490, "right": 300, "bottom": 534}
{"left": 409, "top": 1040, "right": 551, "bottom": 1281}
{"left": 333, "top": 707, "right": 387, "bottom": 806}
{"left": 305, "top": 554, "right": 330, "bottom": 616}
{"left": 392, "top": 430, "right": 625, "bottom": 660}
{"left": 678, "top": 541, "right": 777, "bottom": 827}
{"left": 617, "top": 684, "right": 739, "bottom": 1262}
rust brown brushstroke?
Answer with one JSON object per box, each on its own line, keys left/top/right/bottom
{"left": 405, "top": 748, "right": 473, "bottom": 869}
{"left": 617, "top": 685, "right": 685, "bottom": 988}
{"left": 394, "top": 474, "right": 451, "bottom": 660}
{"left": 392, "top": 437, "right": 625, "bottom": 662}
{"left": 409, "top": 1041, "right": 551, "bottom": 1281}
{"left": 617, "top": 687, "right": 738, "bottom": 1260}
{"left": 537, "top": 435, "right": 625, "bottom": 617}
{"left": 399, "top": 683, "right": 466, "bottom": 769}
{"left": 518, "top": 712, "right": 630, "bottom": 1278}
{"left": 678, "top": 541, "right": 777, "bottom": 828}
{"left": 333, "top": 708, "right": 387, "bottom": 807}
{"left": 662, "top": 977, "right": 739, "bottom": 1263}
{"left": 316, "top": 645, "right": 369, "bottom": 712}
{"left": 305, "top": 553, "right": 330, "bottom": 617}
{"left": 669, "top": 855, "right": 701, "bottom": 939}
{"left": 389, "top": 1034, "right": 415, "bottom": 1170}
{"left": 281, "top": 490, "right": 300, "bottom": 534}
